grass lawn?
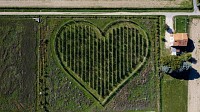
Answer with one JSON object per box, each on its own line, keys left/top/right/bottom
{"left": 161, "top": 74, "right": 188, "bottom": 112}
{"left": 174, "top": 16, "right": 189, "bottom": 33}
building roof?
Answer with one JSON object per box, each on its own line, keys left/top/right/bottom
{"left": 173, "top": 33, "right": 188, "bottom": 46}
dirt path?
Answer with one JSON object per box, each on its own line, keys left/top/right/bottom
{"left": 188, "top": 19, "right": 200, "bottom": 112}
{"left": 0, "top": 0, "right": 191, "bottom": 8}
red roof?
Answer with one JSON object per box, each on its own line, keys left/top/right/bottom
{"left": 173, "top": 33, "right": 188, "bottom": 46}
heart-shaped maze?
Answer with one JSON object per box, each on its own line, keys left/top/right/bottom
{"left": 53, "top": 20, "right": 149, "bottom": 104}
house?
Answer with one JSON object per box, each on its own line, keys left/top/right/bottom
{"left": 172, "top": 33, "right": 188, "bottom": 46}
{"left": 170, "top": 33, "right": 188, "bottom": 55}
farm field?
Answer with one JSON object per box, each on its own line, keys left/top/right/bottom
{"left": 0, "top": 0, "right": 192, "bottom": 9}
{"left": 0, "top": 17, "right": 38, "bottom": 111}
{"left": 0, "top": 15, "right": 165, "bottom": 112}
{"left": 36, "top": 15, "right": 165, "bottom": 111}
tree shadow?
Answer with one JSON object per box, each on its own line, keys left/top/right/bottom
{"left": 162, "top": 38, "right": 167, "bottom": 42}
{"left": 186, "top": 39, "right": 195, "bottom": 52}
{"left": 169, "top": 67, "right": 200, "bottom": 80}
{"left": 189, "top": 57, "right": 197, "bottom": 64}
{"left": 189, "top": 67, "right": 200, "bottom": 80}
{"left": 167, "top": 27, "right": 173, "bottom": 34}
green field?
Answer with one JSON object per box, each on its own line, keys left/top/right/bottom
{"left": 37, "top": 15, "right": 164, "bottom": 111}
{"left": 0, "top": 15, "right": 165, "bottom": 112}
{"left": 0, "top": 17, "right": 38, "bottom": 111}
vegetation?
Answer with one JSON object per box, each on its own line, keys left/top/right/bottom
{"left": 40, "top": 15, "right": 164, "bottom": 111}
{"left": 161, "top": 74, "right": 188, "bottom": 112}
{"left": 0, "top": 15, "right": 164, "bottom": 112}
{"left": 0, "top": 18, "right": 38, "bottom": 111}
{"left": 160, "top": 53, "right": 192, "bottom": 73}
{"left": 174, "top": 16, "right": 189, "bottom": 33}
{"left": 54, "top": 20, "right": 149, "bottom": 102}
{"left": 160, "top": 39, "right": 188, "bottom": 112}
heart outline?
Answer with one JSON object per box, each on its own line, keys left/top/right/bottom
{"left": 51, "top": 20, "right": 149, "bottom": 105}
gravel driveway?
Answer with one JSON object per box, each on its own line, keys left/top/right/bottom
{"left": 188, "top": 18, "right": 200, "bottom": 112}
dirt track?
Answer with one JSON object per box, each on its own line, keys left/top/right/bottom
{"left": 188, "top": 19, "right": 200, "bottom": 112}
{"left": 0, "top": 0, "right": 191, "bottom": 8}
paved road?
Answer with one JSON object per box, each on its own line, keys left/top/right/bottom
{"left": 0, "top": 0, "right": 199, "bottom": 112}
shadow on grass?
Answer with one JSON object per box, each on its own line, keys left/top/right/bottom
{"left": 169, "top": 68, "right": 200, "bottom": 80}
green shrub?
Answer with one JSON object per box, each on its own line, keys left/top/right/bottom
{"left": 160, "top": 53, "right": 192, "bottom": 72}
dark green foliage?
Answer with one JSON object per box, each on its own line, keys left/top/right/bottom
{"left": 161, "top": 55, "right": 181, "bottom": 70}
{"left": 160, "top": 53, "right": 192, "bottom": 73}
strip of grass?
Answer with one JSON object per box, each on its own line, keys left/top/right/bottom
{"left": 161, "top": 74, "right": 188, "bottom": 112}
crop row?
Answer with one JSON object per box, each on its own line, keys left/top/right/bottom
{"left": 55, "top": 22, "right": 148, "bottom": 97}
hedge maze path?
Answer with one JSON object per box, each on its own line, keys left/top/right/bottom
{"left": 54, "top": 21, "right": 149, "bottom": 103}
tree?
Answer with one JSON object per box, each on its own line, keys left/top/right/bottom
{"left": 161, "top": 66, "right": 173, "bottom": 74}
{"left": 177, "top": 62, "right": 191, "bottom": 73}
{"left": 160, "top": 53, "right": 192, "bottom": 74}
